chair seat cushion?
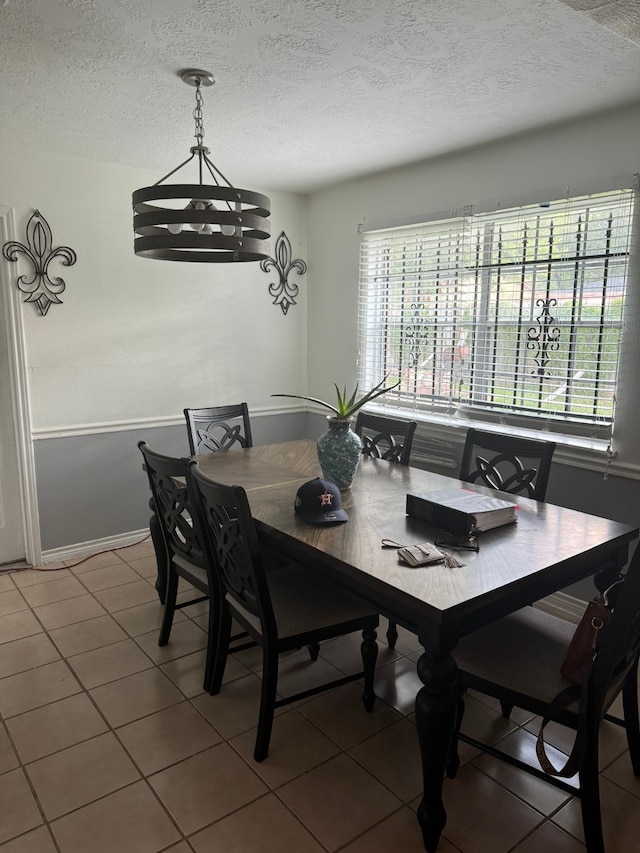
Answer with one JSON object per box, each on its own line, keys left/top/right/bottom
{"left": 455, "top": 606, "right": 577, "bottom": 706}
{"left": 228, "top": 563, "right": 378, "bottom": 640}
{"left": 172, "top": 554, "right": 209, "bottom": 592}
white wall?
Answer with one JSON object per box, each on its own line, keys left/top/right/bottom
{"left": 0, "top": 148, "right": 308, "bottom": 432}
{"left": 306, "top": 104, "right": 640, "bottom": 467}
{"left": 0, "top": 147, "right": 309, "bottom": 556}
{"left": 3, "top": 106, "right": 640, "bottom": 558}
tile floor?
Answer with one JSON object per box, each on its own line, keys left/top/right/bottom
{"left": 1, "top": 539, "right": 640, "bottom": 852}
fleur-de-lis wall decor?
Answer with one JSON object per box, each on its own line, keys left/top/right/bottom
{"left": 2, "top": 210, "right": 77, "bottom": 316}
{"left": 260, "top": 231, "right": 307, "bottom": 315}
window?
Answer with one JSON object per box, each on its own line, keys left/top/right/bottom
{"left": 358, "top": 189, "right": 635, "bottom": 440}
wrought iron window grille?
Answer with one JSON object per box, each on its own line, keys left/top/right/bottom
{"left": 358, "top": 188, "right": 636, "bottom": 439}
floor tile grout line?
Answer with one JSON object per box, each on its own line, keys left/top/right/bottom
{"left": 28, "top": 591, "right": 168, "bottom": 712}
{"left": 3, "top": 562, "right": 640, "bottom": 852}
{"left": 267, "top": 783, "right": 336, "bottom": 853}
{"left": 0, "top": 584, "right": 31, "bottom": 618}
{"left": 464, "top": 757, "right": 573, "bottom": 820}
{"left": 460, "top": 745, "right": 630, "bottom": 849}
{"left": 503, "top": 813, "right": 550, "bottom": 853}
{"left": 4, "top": 593, "right": 186, "bottom": 742}
{"left": 217, "top": 701, "right": 413, "bottom": 848}
{"left": 0, "top": 823, "right": 62, "bottom": 853}
{"left": 0, "top": 603, "right": 572, "bottom": 852}
{"left": 169, "top": 645, "right": 421, "bottom": 845}
{"left": 72, "top": 562, "right": 157, "bottom": 614}
{"left": 1, "top": 711, "right": 63, "bottom": 851}
{"left": 3, "top": 552, "right": 200, "bottom": 851}
{"left": 14, "top": 593, "right": 198, "bottom": 847}
{"left": 294, "top": 680, "right": 404, "bottom": 750}
{"left": 23, "top": 554, "right": 167, "bottom": 636}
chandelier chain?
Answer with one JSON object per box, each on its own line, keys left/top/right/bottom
{"left": 193, "top": 81, "right": 205, "bottom": 146}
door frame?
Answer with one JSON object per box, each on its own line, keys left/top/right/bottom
{"left": 0, "top": 205, "right": 42, "bottom": 566}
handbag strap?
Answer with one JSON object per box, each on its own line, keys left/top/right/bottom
{"left": 536, "top": 573, "right": 625, "bottom": 777}
{"left": 601, "top": 575, "right": 625, "bottom": 607}
{"left": 535, "top": 684, "right": 585, "bottom": 777}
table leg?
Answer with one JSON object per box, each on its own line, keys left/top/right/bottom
{"left": 415, "top": 647, "right": 459, "bottom": 852}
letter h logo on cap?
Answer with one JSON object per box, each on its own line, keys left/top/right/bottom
{"left": 294, "top": 478, "right": 349, "bottom": 524}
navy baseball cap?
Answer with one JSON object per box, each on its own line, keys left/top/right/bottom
{"left": 294, "top": 478, "right": 349, "bottom": 524}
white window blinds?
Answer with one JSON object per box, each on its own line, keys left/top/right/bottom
{"left": 358, "top": 189, "right": 636, "bottom": 439}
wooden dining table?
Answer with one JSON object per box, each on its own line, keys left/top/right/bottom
{"left": 169, "top": 439, "right": 637, "bottom": 851}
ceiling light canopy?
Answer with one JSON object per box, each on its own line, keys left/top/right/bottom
{"left": 132, "top": 69, "right": 270, "bottom": 263}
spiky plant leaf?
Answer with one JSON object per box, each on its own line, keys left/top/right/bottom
{"left": 272, "top": 375, "right": 400, "bottom": 420}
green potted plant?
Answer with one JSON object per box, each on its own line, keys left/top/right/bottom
{"left": 272, "top": 375, "right": 400, "bottom": 490}
{"left": 272, "top": 375, "right": 400, "bottom": 420}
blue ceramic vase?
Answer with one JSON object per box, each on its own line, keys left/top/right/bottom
{"left": 316, "top": 417, "right": 362, "bottom": 490}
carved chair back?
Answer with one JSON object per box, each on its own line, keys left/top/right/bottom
{"left": 459, "top": 428, "right": 556, "bottom": 501}
{"left": 354, "top": 412, "right": 417, "bottom": 465}
{"left": 138, "top": 441, "right": 207, "bottom": 572}
{"left": 189, "top": 463, "right": 277, "bottom": 640}
{"left": 184, "top": 403, "right": 253, "bottom": 455}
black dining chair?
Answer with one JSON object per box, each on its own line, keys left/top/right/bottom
{"left": 459, "top": 427, "right": 557, "bottom": 716}
{"left": 354, "top": 411, "right": 417, "bottom": 466}
{"left": 184, "top": 403, "right": 253, "bottom": 455}
{"left": 138, "top": 441, "right": 254, "bottom": 692}
{"left": 459, "top": 428, "right": 556, "bottom": 501}
{"left": 189, "top": 460, "right": 379, "bottom": 762}
{"left": 448, "top": 544, "right": 640, "bottom": 853}
{"left": 355, "top": 411, "right": 418, "bottom": 648}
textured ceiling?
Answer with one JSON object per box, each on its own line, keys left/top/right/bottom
{"left": 0, "top": 0, "right": 638, "bottom": 193}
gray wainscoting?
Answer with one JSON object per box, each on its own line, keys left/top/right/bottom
{"left": 35, "top": 411, "right": 309, "bottom": 551}
{"left": 545, "top": 462, "right": 640, "bottom": 600}
{"left": 35, "top": 410, "right": 639, "bottom": 607}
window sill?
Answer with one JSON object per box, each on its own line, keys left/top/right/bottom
{"left": 304, "top": 401, "right": 639, "bottom": 479}
{"left": 364, "top": 402, "right": 626, "bottom": 476}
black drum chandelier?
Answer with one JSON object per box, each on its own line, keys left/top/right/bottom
{"left": 132, "top": 69, "right": 270, "bottom": 263}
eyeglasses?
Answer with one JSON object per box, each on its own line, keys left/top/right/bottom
{"left": 434, "top": 531, "right": 480, "bottom": 552}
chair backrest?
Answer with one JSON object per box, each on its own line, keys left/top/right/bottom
{"left": 188, "top": 461, "right": 276, "bottom": 638}
{"left": 588, "top": 544, "right": 640, "bottom": 724}
{"left": 354, "top": 412, "right": 417, "bottom": 465}
{"left": 459, "top": 428, "right": 556, "bottom": 500}
{"left": 184, "top": 403, "right": 253, "bottom": 456}
{"left": 138, "top": 441, "right": 207, "bottom": 571}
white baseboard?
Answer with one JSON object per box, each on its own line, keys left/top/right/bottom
{"left": 535, "top": 590, "right": 586, "bottom": 623}
{"left": 41, "top": 529, "right": 151, "bottom": 565}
